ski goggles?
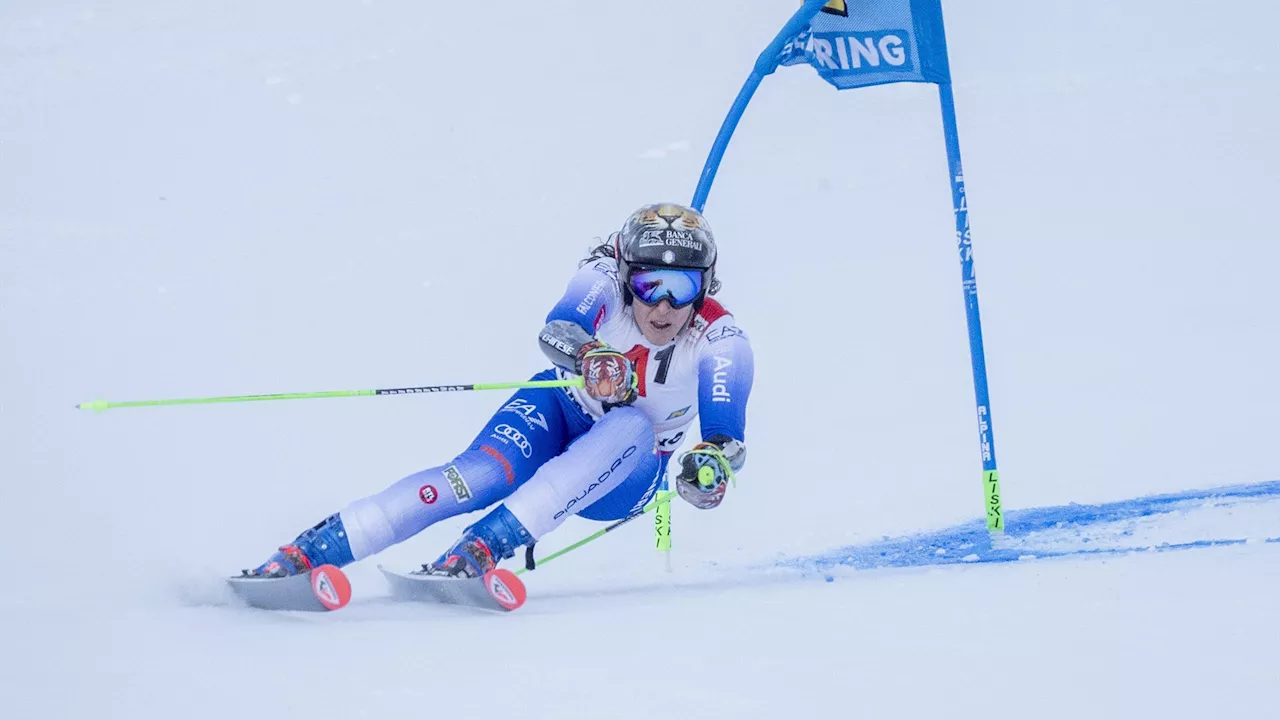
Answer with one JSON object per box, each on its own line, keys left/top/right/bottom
{"left": 627, "top": 267, "right": 704, "bottom": 308}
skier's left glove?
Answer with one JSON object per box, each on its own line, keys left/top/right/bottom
{"left": 675, "top": 435, "right": 745, "bottom": 510}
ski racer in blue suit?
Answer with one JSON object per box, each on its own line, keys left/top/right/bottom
{"left": 249, "top": 203, "right": 755, "bottom": 579}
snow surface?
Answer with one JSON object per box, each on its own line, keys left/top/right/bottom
{"left": 2, "top": 2, "right": 1278, "bottom": 718}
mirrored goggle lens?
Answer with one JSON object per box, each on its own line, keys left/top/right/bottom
{"left": 628, "top": 268, "right": 703, "bottom": 307}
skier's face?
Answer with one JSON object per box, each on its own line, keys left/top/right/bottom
{"left": 633, "top": 298, "right": 692, "bottom": 345}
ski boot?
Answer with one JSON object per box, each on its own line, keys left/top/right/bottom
{"left": 248, "top": 513, "right": 355, "bottom": 578}
{"left": 421, "top": 505, "right": 532, "bottom": 578}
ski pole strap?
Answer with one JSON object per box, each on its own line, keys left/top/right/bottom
{"left": 76, "top": 377, "right": 585, "bottom": 413}
{"left": 684, "top": 443, "right": 737, "bottom": 488}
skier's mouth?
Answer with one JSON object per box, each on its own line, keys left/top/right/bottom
{"left": 649, "top": 319, "right": 673, "bottom": 331}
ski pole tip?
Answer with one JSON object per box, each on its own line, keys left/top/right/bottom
{"left": 76, "top": 399, "right": 110, "bottom": 413}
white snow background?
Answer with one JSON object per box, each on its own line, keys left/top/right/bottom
{"left": 2, "top": 2, "right": 1278, "bottom": 718}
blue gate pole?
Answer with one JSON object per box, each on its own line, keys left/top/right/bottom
{"left": 938, "top": 81, "right": 1004, "bottom": 532}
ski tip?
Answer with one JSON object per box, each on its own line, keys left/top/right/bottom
{"left": 310, "top": 564, "right": 352, "bottom": 611}
{"left": 482, "top": 568, "right": 527, "bottom": 611}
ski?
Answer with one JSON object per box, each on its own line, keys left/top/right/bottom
{"left": 378, "top": 565, "right": 527, "bottom": 612}
{"left": 227, "top": 564, "right": 352, "bottom": 612}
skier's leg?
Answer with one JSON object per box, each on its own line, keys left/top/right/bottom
{"left": 576, "top": 450, "right": 672, "bottom": 522}
{"left": 426, "top": 406, "right": 656, "bottom": 576}
{"left": 504, "top": 405, "right": 657, "bottom": 538}
{"left": 249, "top": 373, "right": 579, "bottom": 577}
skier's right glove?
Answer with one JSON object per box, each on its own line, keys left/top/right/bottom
{"left": 576, "top": 341, "right": 637, "bottom": 406}
{"left": 675, "top": 436, "right": 743, "bottom": 510}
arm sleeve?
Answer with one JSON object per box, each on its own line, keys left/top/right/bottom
{"left": 544, "top": 258, "right": 622, "bottom": 334}
{"left": 537, "top": 259, "right": 623, "bottom": 372}
{"left": 696, "top": 316, "right": 754, "bottom": 465}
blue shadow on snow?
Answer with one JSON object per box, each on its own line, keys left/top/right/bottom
{"left": 780, "top": 480, "right": 1280, "bottom": 573}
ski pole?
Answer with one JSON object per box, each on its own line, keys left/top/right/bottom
{"left": 516, "top": 490, "right": 676, "bottom": 576}
{"left": 75, "top": 377, "right": 586, "bottom": 413}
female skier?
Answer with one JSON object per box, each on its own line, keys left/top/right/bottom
{"left": 249, "top": 202, "right": 754, "bottom": 580}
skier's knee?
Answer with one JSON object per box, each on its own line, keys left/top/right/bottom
{"left": 598, "top": 405, "right": 654, "bottom": 445}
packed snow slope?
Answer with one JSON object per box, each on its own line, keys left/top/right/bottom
{"left": 2, "top": 2, "right": 1278, "bottom": 719}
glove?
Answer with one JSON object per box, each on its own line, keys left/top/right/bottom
{"left": 675, "top": 438, "right": 741, "bottom": 510}
{"left": 576, "top": 341, "right": 637, "bottom": 405}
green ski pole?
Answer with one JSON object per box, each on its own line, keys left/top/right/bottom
{"left": 515, "top": 490, "right": 676, "bottom": 576}
{"left": 76, "top": 377, "right": 585, "bottom": 413}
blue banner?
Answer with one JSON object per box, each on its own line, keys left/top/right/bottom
{"left": 777, "top": 0, "right": 951, "bottom": 90}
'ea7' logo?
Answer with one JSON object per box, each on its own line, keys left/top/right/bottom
{"left": 501, "top": 398, "right": 549, "bottom": 432}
